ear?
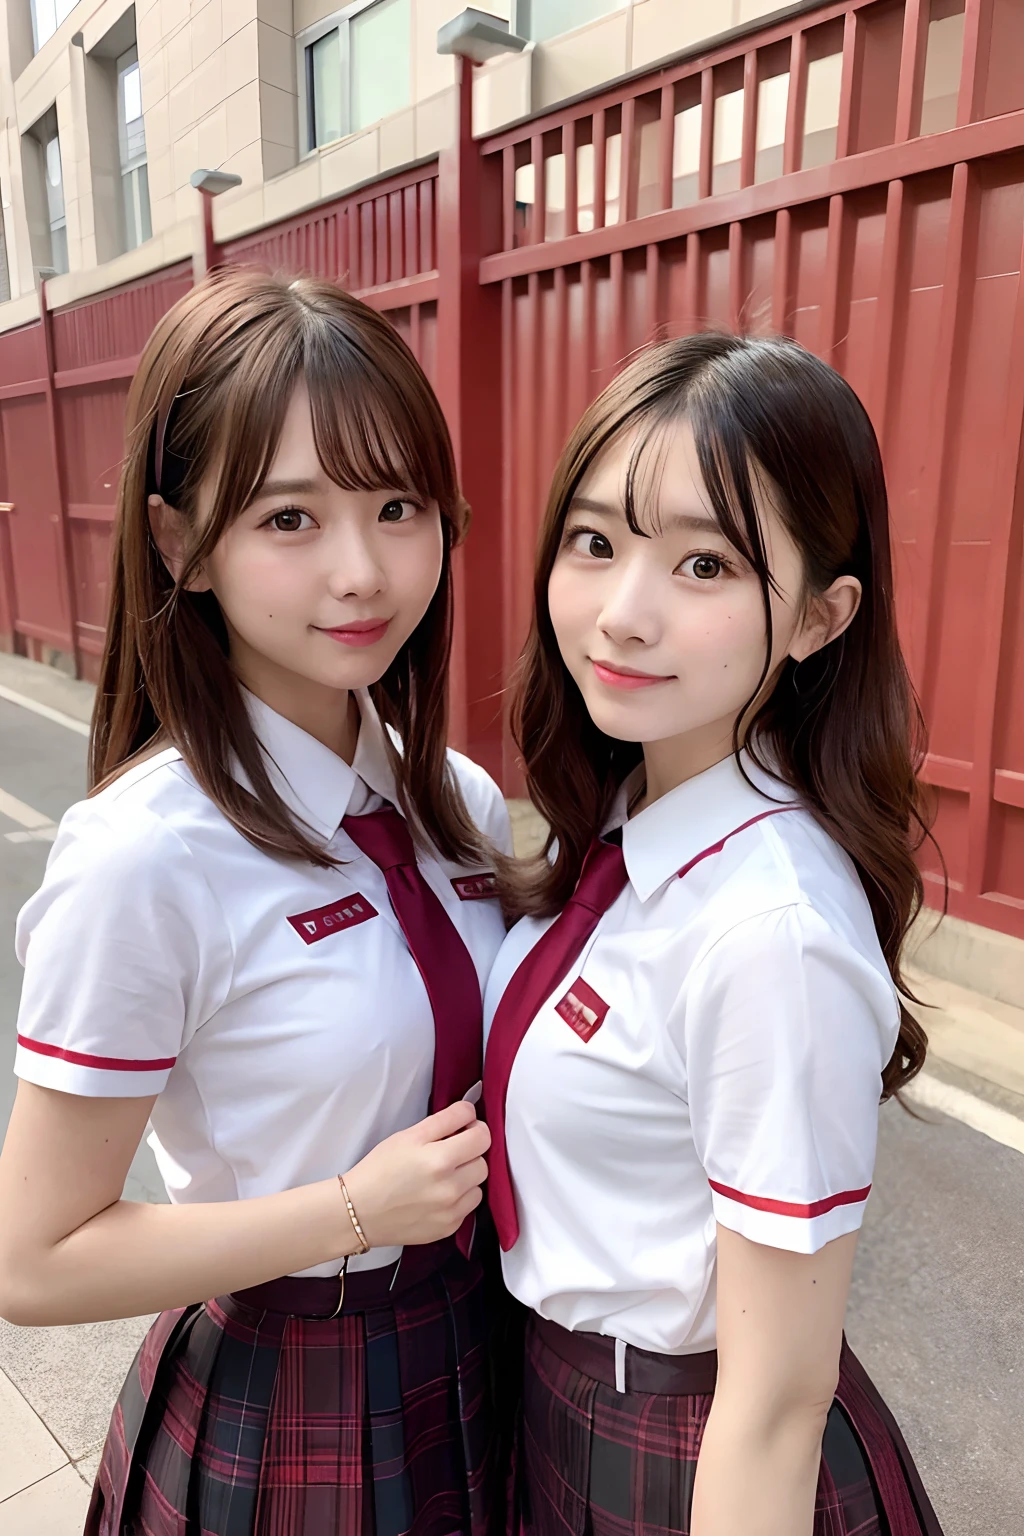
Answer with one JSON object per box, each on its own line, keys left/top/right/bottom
{"left": 147, "top": 496, "right": 212, "bottom": 593}
{"left": 788, "top": 575, "right": 862, "bottom": 663}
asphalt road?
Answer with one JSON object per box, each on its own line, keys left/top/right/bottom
{"left": 0, "top": 691, "right": 1022, "bottom": 1534}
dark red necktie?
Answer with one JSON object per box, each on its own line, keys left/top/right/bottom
{"left": 483, "top": 836, "right": 629, "bottom": 1251}
{"left": 342, "top": 807, "right": 483, "bottom": 1113}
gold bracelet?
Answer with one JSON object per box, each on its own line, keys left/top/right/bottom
{"left": 337, "top": 1175, "right": 370, "bottom": 1255}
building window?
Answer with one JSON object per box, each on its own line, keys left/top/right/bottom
{"left": 31, "top": 0, "right": 78, "bottom": 52}
{"left": 117, "top": 46, "right": 151, "bottom": 248}
{"left": 512, "top": 0, "right": 624, "bottom": 44}
{"left": 298, "top": 0, "right": 410, "bottom": 155}
{"left": 45, "top": 125, "right": 68, "bottom": 274}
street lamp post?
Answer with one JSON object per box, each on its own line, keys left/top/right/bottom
{"left": 189, "top": 168, "right": 243, "bottom": 283}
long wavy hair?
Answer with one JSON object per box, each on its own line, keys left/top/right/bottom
{"left": 91, "top": 266, "right": 484, "bottom": 867}
{"left": 506, "top": 332, "right": 932, "bottom": 1098}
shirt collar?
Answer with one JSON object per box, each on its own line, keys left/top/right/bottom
{"left": 242, "top": 688, "right": 399, "bottom": 843}
{"left": 607, "top": 750, "right": 800, "bottom": 903}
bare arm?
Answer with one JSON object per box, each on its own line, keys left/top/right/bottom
{"left": 690, "top": 1224, "right": 857, "bottom": 1536}
{"left": 0, "top": 1082, "right": 488, "bottom": 1326}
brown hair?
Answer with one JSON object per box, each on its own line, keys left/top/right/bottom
{"left": 507, "top": 332, "right": 931, "bottom": 1098}
{"left": 91, "top": 266, "right": 483, "bottom": 867}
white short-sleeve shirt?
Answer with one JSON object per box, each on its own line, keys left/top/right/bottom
{"left": 483, "top": 752, "right": 899, "bottom": 1354}
{"left": 15, "top": 690, "right": 511, "bottom": 1275}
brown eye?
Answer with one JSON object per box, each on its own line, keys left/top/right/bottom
{"left": 685, "top": 554, "right": 724, "bottom": 580}
{"left": 379, "top": 499, "right": 416, "bottom": 523}
{"left": 271, "top": 509, "right": 306, "bottom": 532}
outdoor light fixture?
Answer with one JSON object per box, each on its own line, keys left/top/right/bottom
{"left": 189, "top": 169, "right": 243, "bottom": 196}
{"left": 437, "top": 7, "right": 527, "bottom": 62}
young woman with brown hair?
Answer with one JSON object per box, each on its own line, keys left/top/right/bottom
{"left": 0, "top": 267, "right": 510, "bottom": 1536}
{"left": 483, "top": 334, "right": 944, "bottom": 1535}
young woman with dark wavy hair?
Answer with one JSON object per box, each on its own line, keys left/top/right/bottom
{"left": 483, "top": 333, "right": 943, "bottom": 1536}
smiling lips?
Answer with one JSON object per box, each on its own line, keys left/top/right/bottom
{"left": 590, "top": 658, "right": 675, "bottom": 691}
{"left": 320, "top": 618, "right": 391, "bottom": 648}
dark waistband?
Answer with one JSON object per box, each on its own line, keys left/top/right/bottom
{"left": 229, "top": 1239, "right": 458, "bottom": 1318}
{"left": 531, "top": 1313, "right": 719, "bottom": 1396}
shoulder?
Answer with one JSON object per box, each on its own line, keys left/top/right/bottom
{"left": 696, "top": 803, "right": 884, "bottom": 963}
{"left": 16, "top": 756, "right": 224, "bottom": 961}
{"left": 688, "top": 896, "right": 899, "bottom": 1055}
{"left": 445, "top": 748, "right": 513, "bottom": 857}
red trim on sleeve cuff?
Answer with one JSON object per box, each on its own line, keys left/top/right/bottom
{"left": 708, "top": 1178, "right": 871, "bottom": 1218}
{"left": 17, "top": 1035, "right": 177, "bottom": 1073}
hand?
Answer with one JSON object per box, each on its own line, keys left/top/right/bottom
{"left": 342, "top": 1100, "right": 491, "bottom": 1249}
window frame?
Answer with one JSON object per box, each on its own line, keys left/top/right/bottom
{"left": 296, "top": 0, "right": 409, "bottom": 157}
{"left": 116, "top": 43, "right": 152, "bottom": 250}
{"left": 510, "top": 0, "right": 627, "bottom": 45}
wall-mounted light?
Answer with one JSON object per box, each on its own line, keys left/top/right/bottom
{"left": 437, "top": 7, "right": 527, "bottom": 62}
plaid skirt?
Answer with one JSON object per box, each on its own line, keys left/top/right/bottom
{"left": 519, "top": 1315, "right": 944, "bottom": 1536}
{"left": 84, "top": 1241, "right": 502, "bottom": 1536}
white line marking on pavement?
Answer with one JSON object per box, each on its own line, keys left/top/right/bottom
{"left": 0, "top": 683, "right": 91, "bottom": 737}
{"left": 905, "top": 1071, "right": 1024, "bottom": 1158}
{"left": 0, "top": 785, "right": 58, "bottom": 844}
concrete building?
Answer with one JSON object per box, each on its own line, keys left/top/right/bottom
{"left": 0, "top": 0, "right": 913, "bottom": 329}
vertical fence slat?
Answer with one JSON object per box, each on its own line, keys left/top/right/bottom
{"left": 658, "top": 83, "right": 675, "bottom": 211}
{"left": 895, "top": 0, "right": 930, "bottom": 142}
{"left": 699, "top": 68, "right": 714, "bottom": 199}
{"left": 530, "top": 133, "right": 545, "bottom": 245}
{"left": 593, "top": 110, "right": 607, "bottom": 230}
{"left": 621, "top": 95, "right": 638, "bottom": 224}
{"left": 783, "top": 29, "right": 807, "bottom": 176}
{"left": 772, "top": 206, "right": 791, "bottom": 333}
{"left": 819, "top": 194, "right": 845, "bottom": 358}
{"left": 740, "top": 51, "right": 758, "bottom": 188}
{"left": 957, "top": 0, "right": 990, "bottom": 127}
{"left": 835, "top": 10, "right": 860, "bottom": 159}
{"left": 728, "top": 221, "right": 744, "bottom": 331}
{"left": 645, "top": 242, "right": 660, "bottom": 338}
{"left": 564, "top": 118, "right": 579, "bottom": 238}
{"left": 685, "top": 229, "right": 701, "bottom": 327}
{"left": 502, "top": 146, "right": 516, "bottom": 252}
{"left": 868, "top": 177, "right": 905, "bottom": 448}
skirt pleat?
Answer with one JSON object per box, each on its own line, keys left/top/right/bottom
{"left": 85, "top": 1250, "right": 497, "bottom": 1536}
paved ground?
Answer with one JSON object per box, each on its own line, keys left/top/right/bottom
{"left": 0, "top": 658, "right": 1021, "bottom": 1532}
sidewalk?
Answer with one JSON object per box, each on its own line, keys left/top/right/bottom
{"left": 0, "top": 652, "right": 1022, "bottom": 1531}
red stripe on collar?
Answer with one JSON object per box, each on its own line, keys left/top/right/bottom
{"left": 677, "top": 806, "right": 796, "bottom": 879}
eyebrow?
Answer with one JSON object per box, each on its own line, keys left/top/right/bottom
{"left": 253, "top": 477, "right": 322, "bottom": 499}
{"left": 568, "top": 495, "right": 722, "bottom": 537}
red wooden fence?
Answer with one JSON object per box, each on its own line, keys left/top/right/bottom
{"left": 1, "top": 0, "right": 1023, "bottom": 942}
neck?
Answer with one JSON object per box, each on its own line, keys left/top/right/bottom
{"left": 231, "top": 652, "right": 359, "bottom": 763}
{"left": 639, "top": 718, "right": 739, "bottom": 808}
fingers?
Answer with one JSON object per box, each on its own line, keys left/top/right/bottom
{"left": 411, "top": 1100, "right": 477, "bottom": 1144}
{"left": 439, "top": 1121, "right": 491, "bottom": 1168}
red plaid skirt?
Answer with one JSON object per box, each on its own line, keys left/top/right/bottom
{"left": 84, "top": 1242, "right": 501, "bottom": 1536}
{"left": 519, "top": 1316, "right": 944, "bottom": 1536}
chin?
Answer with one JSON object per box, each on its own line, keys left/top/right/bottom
{"left": 578, "top": 690, "right": 658, "bottom": 745}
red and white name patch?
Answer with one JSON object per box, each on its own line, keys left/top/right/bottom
{"left": 287, "top": 894, "right": 378, "bottom": 945}
{"left": 555, "top": 977, "right": 609, "bottom": 1043}
{"left": 451, "top": 873, "right": 499, "bottom": 901}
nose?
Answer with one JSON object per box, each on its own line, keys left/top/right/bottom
{"left": 595, "top": 555, "right": 661, "bottom": 650}
{"left": 325, "top": 522, "right": 386, "bottom": 602}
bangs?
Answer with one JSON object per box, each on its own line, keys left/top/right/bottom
{"left": 612, "top": 394, "right": 778, "bottom": 595}
{"left": 303, "top": 317, "right": 455, "bottom": 508}
{"left": 183, "top": 288, "right": 458, "bottom": 538}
